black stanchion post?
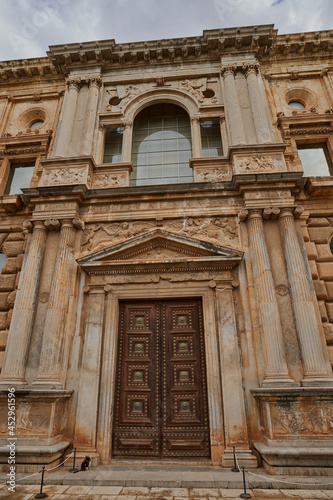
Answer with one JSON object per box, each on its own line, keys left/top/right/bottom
{"left": 70, "top": 447, "right": 79, "bottom": 474}
{"left": 35, "top": 465, "right": 47, "bottom": 498}
{"left": 232, "top": 446, "right": 239, "bottom": 472}
{"left": 240, "top": 467, "right": 251, "bottom": 499}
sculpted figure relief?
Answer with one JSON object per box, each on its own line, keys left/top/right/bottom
{"left": 94, "top": 173, "right": 127, "bottom": 189}
{"left": 82, "top": 221, "right": 155, "bottom": 251}
{"left": 272, "top": 404, "right": 333, "bottom": 436}
{"left": 196, "top": 168, "right": 229, "bottom": 182}
{"left": 238, "top": 155, "right": 278, "bottom": 172}
{"left": 166, "top": 217, "right": 238, "bottom": 241}
{"left": 44, "top": 167, "right": 85, "bottom": 185}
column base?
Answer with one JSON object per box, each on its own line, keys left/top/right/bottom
{"left": 222, "top": 448, "right": 258, "bottom": 469}
{"left": 261, "top": 377, "right": 299, "bottom": 388}
{"left": 0, "top": 377, "right": 27, "bottom": 387}
{"left": 32, "top": 379, "right": 64, "bottom": 390}
{"left": 301, "top": 376, "right": 333, "bottom": 387}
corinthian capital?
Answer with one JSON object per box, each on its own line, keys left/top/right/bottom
{"left": 242, "top": 63, "right": 260, "bottom": 77}
{"left": 221, "top": 65, "right": 237, "bottom": 78}
{"left": 88, "top": 76, "right": 103, "bottom": 89}
{"left": 66, "top": 77, "right": 81, "bottom": 91}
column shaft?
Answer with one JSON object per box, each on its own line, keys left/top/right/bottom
{"left": 35, "top": 220, "right": 76, "bottom": 384}
{"left": 247, "top": 210, "right": 296, "bottom": 386}
{"left": 191, "top": 117, "right": 202, "bottom": 157}
{"left": 121, "top": 122, "right": 132, "bottom": 163}
{"left": 52, "top": 79, "right": 80, "bottom": 157}
{"left": 0, "top": 221, "right": 48, "bottom": 383}
{"left": 221, "top": 67, "right": 246, "bottom": 145}
{"left": 245, "top": 66, "right": 272, "bottom": 143}
{"left": 81, "top": 78, "right": 101, "bottom": 155}
{"left": 279, "top": 209, "right": 333, "bottom": 385}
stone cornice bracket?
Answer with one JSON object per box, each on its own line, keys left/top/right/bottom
{"left": 221, "top": 65, "right": 237, "bottom": 77}
{"left": 44, "top": 219, "right": 60, "bottom": 231}
{"left": 73, "top": 218, "right": 85, "bottom": 230}
{"left": 294, "top": 206, "right": 304, "bottom": 219}
{"left": 66, "top": 77, "right": 81, "bottom": 91}
{"left": 88, "top": 76, "right": 103, "bottom": 89}
{"left": 263, "top": 207, "right": 281, "bottom": 220}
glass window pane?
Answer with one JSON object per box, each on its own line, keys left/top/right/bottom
{"left": 131, "top": 103, "right": 193, "bottom": 186}
{"left": 298, "top": 147, "right": 332, "bottom": 176}
{"left": 103, "top": 127, "right": 123, "bottom": 163}
{"left": 200, "top": 119, "right": 223, "bottom": 157}
{"left": 8, "top": 165, "right": 35, "bottom": 194}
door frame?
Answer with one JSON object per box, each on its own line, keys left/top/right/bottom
{"left": 96, "top": 283, "right": 223, "bottom": 463}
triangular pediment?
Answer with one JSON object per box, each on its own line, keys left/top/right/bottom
{"left": 77, "top": 228, "right": 243, "bottom": 267}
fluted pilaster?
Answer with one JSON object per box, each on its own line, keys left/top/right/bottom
{"left": 52, "top": 78, "right": 81, "bottom": 157}
{"left": 81, "top": 77, "right": 102, "bottom": 155}
{"left": 247, "top": 209, "right": 296, "bottom": 386}
{"left": 0, "top": 221, "right": 48, "bottom": 384}
{"left": 244, "top": 64, "right": 272, "bottom": 144}
{"left": 279, "top": 208, "right": 333, "bottom": 385}
{"left": 191, "top": 116, "right": 201, "bottom": 157}
{"left": 35, "top": 219, "right": 77, "bottom": 385}
{"left": 221, "top": 66, "right": 246, "bottom": 145}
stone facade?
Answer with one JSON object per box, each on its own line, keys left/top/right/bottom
{"left": 0, "top": 24, "right": 333, "bottom": 475}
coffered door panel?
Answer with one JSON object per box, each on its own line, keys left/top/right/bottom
{"left": 162, "top": 300, "right": 210, "bottom": 458}
{"left": 112, "top": 302, "right": 160, "bottom": 457}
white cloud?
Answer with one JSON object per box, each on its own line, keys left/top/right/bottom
{"left": 0, "top": 0, "right": 332, "bottom": 61}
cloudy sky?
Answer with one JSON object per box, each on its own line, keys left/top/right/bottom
{"left": 0, "top": 0, "right": 332, "bottom": 61}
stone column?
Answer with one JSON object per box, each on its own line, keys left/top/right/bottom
{"left": 216, "top": 285, "right": 258, "bottom": 468}
{"left": 75, "top": 287, "right": 105, "bottom": 454}
{"left": 34, "top": 219, "right": 77, "bottom": 385}
{"left": 221, "top": 66, "right": 246, "bottom": 145}
{"left": 0, "top": 221, "right": 48, "bottom": 384}
{"left": 244, "top": 64, "right": 273, "bottom": 144}
{"left": 246, "top": 209, "right": 297, "bottom": 387}
{"left": 279, "top": 208, "right": 333, "bottom": 386}
{"left": 191, "top": 116, "right": 202, "bottom": 157}
{"left": 81, "top": 77, "right": 102, "bottom": 155}
{"left": 52, "top": 78, "right": 81, "bottom": 157}
{"left": 121, "top": 121, "right": 132, "bottom": 163}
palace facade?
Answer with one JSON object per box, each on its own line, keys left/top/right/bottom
{"left": 0, "top": 24, "right": 333, "bottom": 475}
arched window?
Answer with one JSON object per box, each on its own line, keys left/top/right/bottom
{"left": 130, "top": 103, "right": 192, "bottom": 186}
{"left": 0, "top": 253, "right": 6, "bottom": 273}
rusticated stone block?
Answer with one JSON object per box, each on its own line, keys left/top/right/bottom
{"left": 307, "top": 217, "right": 330, "bottom": 227}
{"left": 2, "top": 258, "right": 17, "bottom": 274}
{"left": 0, "top": 330, "right": 8, "bottom": 349}
{"left": 0, "top": 293, "right": 9, "bottom": 311}
{"left": 6, "top": 291, "right": 16, "bottom": 309}
{"left": 326, "top": 303, "right": 333, "bottom": 323}
{"left": 0, "top": 234, "right": 8, "bottom": 247}
{"left": 0, "top": 351, "right": 4, "bottom": 370}
{"left": 314, "top": 280, "right": 328, "bottom": 300}
{"left": 301, "top": 225, "right": 310, "bottom": 242}
{"left": 6, "top": 232, "right": 25, "bottom": 241}
{"left": 2, "top": 240, "right": 25, "bottom": 257}
{"left": 6, "top": 310, "right": 12, "bottom": 329}
{"left": 328, "top": 345, "right": 333, "bottom": 365}
{"left": 308, "top": 227, "right": 333, "bottom": 244}
{"left": 0, "top": 274, "right": 16, "bottom": 291}
{"left": 325, "top": 282, "right": 333, "bottom": 299}
{"left": 15, "top": 272, "right": 20, "bottom": 288}
{"left": 15, "top": 254, "right": 24, "bottom": 269}
{"left": 0, "top": 312, "right": 8, "bottom": 330}
{"left": 323, "top": 323, "right": 333, "bottom": 344}
{"left": 309, "top": 260, "right": 319, "bottom": 279}
{"left": 316, "top": 244, "right": 333, "bottom": 262}
{"left": 317, "top": 262, "right": 333, "bottom": 281}
{"left": 318, "top": 301, "right": 328, "bottom": 322}
{"left": 304, "top": 241, "right": 318, "bottom": 260}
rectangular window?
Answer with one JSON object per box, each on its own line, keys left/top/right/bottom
{"left": 298, "top": 145, "right": 333, "bottom": 177}
{"left": 103, "top": 127, "right": 124, "bottom": 163}
{"left": 200, "top": 120, "right": 223, "bottom": 157}
{"left": 4, "top": 163, "right": 35, "bottom": 195}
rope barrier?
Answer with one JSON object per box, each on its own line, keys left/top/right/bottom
{"left": 245, "top": 469, "right": 333, "bottom": 487}
{"left": 45, "top": 452, "right": 73, "bottom": 472}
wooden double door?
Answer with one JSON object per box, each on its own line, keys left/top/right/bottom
{"left": 112, "top": 299, "right": 210, "bottom": 459}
